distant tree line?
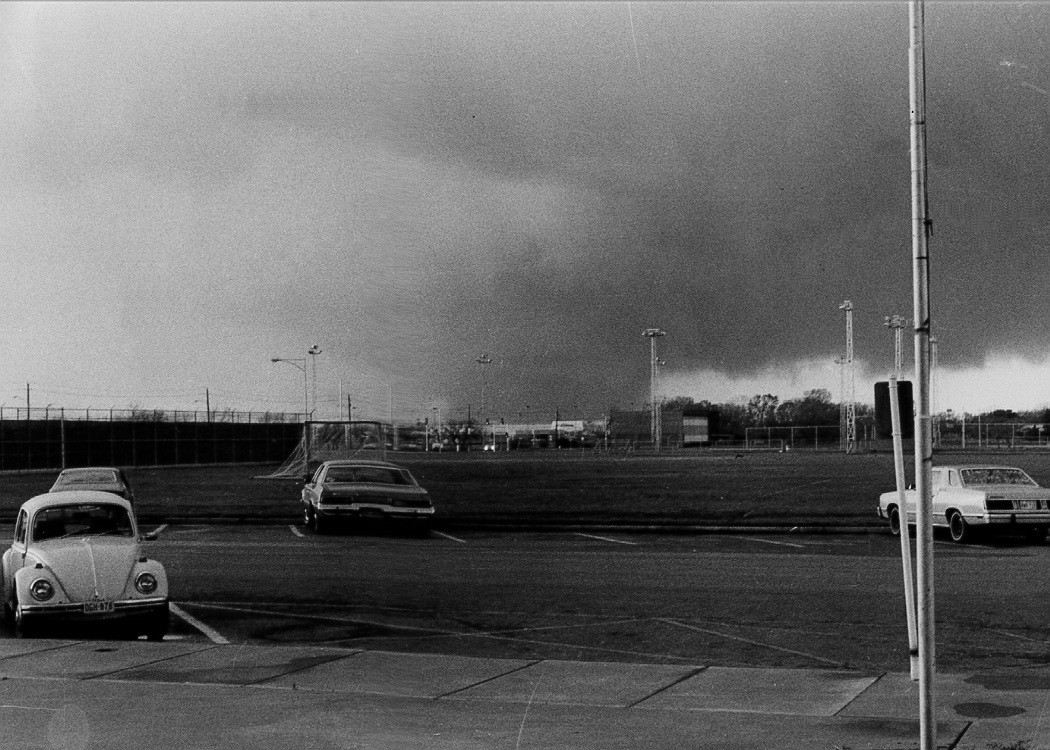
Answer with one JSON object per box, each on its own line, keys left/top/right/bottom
{"left": 662, "top": 391, "right": 1050, "bottom": 439}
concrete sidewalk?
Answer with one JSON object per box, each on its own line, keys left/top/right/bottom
{"left": 0, "top": 638, "right": 1046, "bottom": 749}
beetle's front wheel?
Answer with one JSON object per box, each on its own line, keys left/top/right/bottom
{"left": 303, "top": 504, "right": 316, "bottom": 531}
{"left": 144, "top": 604, "right": 170, "bottom": 641}
{"left": 13, "top": 601, "right": 33, "bottom": 639}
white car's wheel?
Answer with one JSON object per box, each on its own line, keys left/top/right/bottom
{"left": 948, "top": 510, "right": 972, "bottom": 544}
{"left": 888, "top": 506, "right": 901, "bottom": 536}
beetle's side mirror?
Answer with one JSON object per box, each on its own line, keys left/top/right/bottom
{"left": 142, "top": 532, "right": 158, "bottom": 542}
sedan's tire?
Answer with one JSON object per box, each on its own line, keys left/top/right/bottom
{"left": 888, "top": 506, "right": 902, "bottom": 536}
{"left": 1025, "top": 525, "right": 1048, "bottom": 544}
{"left": 948, "top": 510, "right": 973, "bottom": 544}
{"left": 314, "top": 515, "right": 328, "bottom": 535}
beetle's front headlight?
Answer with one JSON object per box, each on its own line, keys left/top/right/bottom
{"left": 135, "top": 572, "right": 159, "bottom": 595}
{"left": 30, "top": 579, "right": 55, "bottom": 601}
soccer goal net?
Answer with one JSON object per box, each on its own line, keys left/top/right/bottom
{"left": 256, "top": 420, "right": 391, "bottom": 479}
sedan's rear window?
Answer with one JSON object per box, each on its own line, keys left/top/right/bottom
{"left": 324, "top": 467, "right": 413, "bottom": 485}
{"left": 32, "top": 504, "right": 134, "bottom": 541}
{"left": 959, "top": 468, "right": 1037, "bottom": 487}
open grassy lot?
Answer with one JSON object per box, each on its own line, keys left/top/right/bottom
{"left": 2, "top": 450, "right": 1048, "bottom": 527}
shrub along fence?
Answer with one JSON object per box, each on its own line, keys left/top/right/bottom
{"left": 0, "top": 411, "right": 303, "bottom": 471}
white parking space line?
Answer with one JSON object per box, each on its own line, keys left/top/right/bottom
{"left": 289, "top": 525, "right": 305, "bottom": 538}
{"left": 149, "top": 523, "right": 168, "bottom": 536}
{"left": 741, "top": 536, "right": 806, "bottom": 549}
{"left": 170, "top": 603, "right": 229, "bottom": 644}
{"left": 433, "top": 530, "right": 466, "bottom": 543}
{"left": 573, "top": 532, "right": 638, "bottom": 546}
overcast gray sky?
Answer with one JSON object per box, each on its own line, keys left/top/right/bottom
{"left": 1, "top": 2, "right": 1047, "bottom": 421}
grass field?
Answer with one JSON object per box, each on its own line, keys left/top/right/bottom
{"left": 2, "top": 450, "right": 1048, "bottom": 528}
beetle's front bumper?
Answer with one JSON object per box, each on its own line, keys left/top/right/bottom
{"left": 19, "top": 597, "right": 168, "bottom": 621}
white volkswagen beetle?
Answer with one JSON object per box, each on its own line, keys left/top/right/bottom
{"left": 2, "top": 490, "right": 169, "bottom": 639}
{"left": 878, "top": 465, "right": 1050, "bottom": 543}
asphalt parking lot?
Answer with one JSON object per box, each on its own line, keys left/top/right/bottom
{"left": 6, "top": 524, "right": 1043, "bottom": 675}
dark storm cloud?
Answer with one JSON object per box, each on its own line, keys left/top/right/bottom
{"left": 2, "top": 2, "right": 1045, "bottom": 415}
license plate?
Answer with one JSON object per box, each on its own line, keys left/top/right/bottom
{"left": 1019, "top": 500, "right": 1037, "bottom": 510}
{"left": 83, "top": 601, "right": 114, "bottom": 614}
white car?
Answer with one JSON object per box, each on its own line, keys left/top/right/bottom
{"left": 2, "top": 490, "right": 169, "bottom": 638}
{"left": 878, "top": 465, "right": 1050, "bottom": 543}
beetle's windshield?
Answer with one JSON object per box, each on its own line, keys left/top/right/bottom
{"left": 32, "top": 504, "right": 134, "bottom": 541}
{"left": 959, "top": 468, "right": 1038, "bottom": 487}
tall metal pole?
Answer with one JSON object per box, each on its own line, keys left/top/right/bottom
{"left": 642, "top": 329, "right": 666, "bottom": 452}
{"left": 909, "top": 1, "right": 936, "bottom": 747}
{"left": 307, "top": 345, "right": 321, "bottom": 417}
{"left": 476, "top": 354, "right": 492, "bottom": 428}
{"left": 839, "top": 301, "right": 856, "bottom": 453}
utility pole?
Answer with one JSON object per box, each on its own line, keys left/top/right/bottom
{"left": 839, "top": 301, "right": 856, "bottom": 453}
{"left": 909, "top": 1, "right": 936, "bottom": 747}
{"left": 205, "top": 388, "right": 211, "bottom": 422}
{"left": 307, "top": 345, "right": 321, "bottom": 416}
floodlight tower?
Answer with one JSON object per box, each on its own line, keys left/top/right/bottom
{"left": 642, "top": 328, "right": 666, "bottom": 452}
{"left": 884, "top": 315, "right": 910, "bottom": 379}
{"left": 839, "top": 301, "right": 856, "bottom": 453}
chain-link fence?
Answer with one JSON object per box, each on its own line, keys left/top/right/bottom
{"left": 0, "top": 409, "right": 304, "bottom": 471}
{"left": 934, "top": 421, "right": 1049, "bottom": 450}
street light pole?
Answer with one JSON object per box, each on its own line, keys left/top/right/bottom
{"left": 307, "top": 345, "right": 322, "bottom": 417}
{"left": 272, "top": 357, "right": 308, "bottom": 421}
{"left": 476, "top": 354, "right": 492, "bottom": 431}
{"left": 642, "top": 328, "right": 666, "bottom": 452}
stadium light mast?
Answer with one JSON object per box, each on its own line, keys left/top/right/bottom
{"left": 642, "top": 328, "right": 666, "bottom": 452}
{"left": 839, "top": 301, "right": 856, "bottom": 454}
{"left": 655, "top": 357, "right": 667, "bottom": 449}
{"left": 271, "top": 357, "right": 308, "bottom": 421}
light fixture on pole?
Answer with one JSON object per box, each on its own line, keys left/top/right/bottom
{"left": 271, "top": 357, "right": 308, "bottom": 421}
{"left": 307, "top": 345, "right": 322, "bottom": 416}
{"left": 642, "top": 328, "right": 666, "bottom": 452}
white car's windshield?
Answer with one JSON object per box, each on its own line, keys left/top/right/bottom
{"left": 959, "top": 468, "right": 1038, "bottom": 487}
{"left": 32, "top": 504, "right": 134, "bottom": 541}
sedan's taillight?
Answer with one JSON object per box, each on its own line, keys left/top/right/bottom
{"left": 985, "top": 497, "right": 1013, "bottom": 511}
